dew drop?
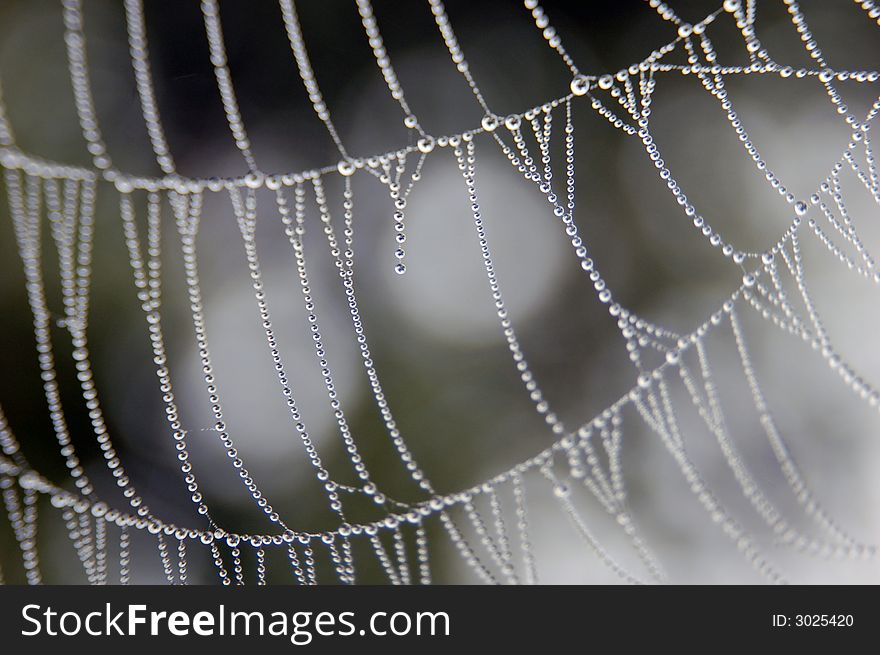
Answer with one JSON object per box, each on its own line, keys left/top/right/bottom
{"left": 337, "top": 160, "right": 355, "bottom": 177}
{"left": 244, "top": 172, "right": 264, "bottom": 189}
{"left": 570, "top": 75, "right": 591, "bottom": 96}
{"left": 481, "top": 115, "right": 499, "bottom": 132}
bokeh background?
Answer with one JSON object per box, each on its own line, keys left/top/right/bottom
{"left": 1, "top": 0, "right": 879, "bottom": 583}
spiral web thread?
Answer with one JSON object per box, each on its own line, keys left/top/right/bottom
{"left": 1, "top": 0, "right": 880, "bottom": 585}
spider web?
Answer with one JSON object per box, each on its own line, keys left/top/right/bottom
{"left": 1, "top": 0, "right": 879, "bottom": 585}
